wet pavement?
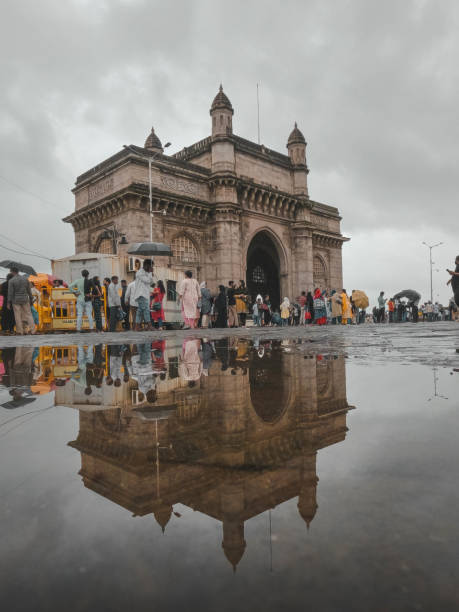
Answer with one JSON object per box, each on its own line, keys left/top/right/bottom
{"left": 0, "top": 328, "right": 458, "bottom": 611}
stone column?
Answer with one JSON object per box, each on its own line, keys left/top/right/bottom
{"left": 209, "top": 205, "right": 242, "bottom": 292}
{"left": 328, "top": 243, "right": 344, "bottom": 291}
{"left": 291, "top": 223, "right": 313, "bottom": 294}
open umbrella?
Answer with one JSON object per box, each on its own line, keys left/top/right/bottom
{"left": 0, "top": 260, "right": 37, "bottom": 276}
{"left": 393, "top": 289, "right": 421, "bottom": 304}
{"left": 127, "top": 242, "right": 172, "bottom": 257}
{"left": 351, "top": 290, "right": 369, "bottom": 309}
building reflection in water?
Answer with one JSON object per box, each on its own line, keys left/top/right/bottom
{"left": 0, "top": 338, "right": 353, "bottom": 570}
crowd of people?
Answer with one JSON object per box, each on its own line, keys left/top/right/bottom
{"left": 373, "top": 291, "right": 458, "bottom": 323}
{"left": 1, "top": 254, "right": 459, "bottom": 334}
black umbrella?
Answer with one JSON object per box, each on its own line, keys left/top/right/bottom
{"left": 393, "top": 289, "right": 421, "bottom": 304}
{"left": 1, "top": 397, "right": 37, "bottom": 410}
{"left": 0, "top": 260, "right": 37, "bottom": 275}
{"left": 127, "top": 242, "right": 172, "bottom": 257}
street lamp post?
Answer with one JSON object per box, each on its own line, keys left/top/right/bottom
{"left": 422, "top": 241, "right": 443, "bottom": 303}
{"left": 123, "top": 142, "right": 171, "bottom": 242}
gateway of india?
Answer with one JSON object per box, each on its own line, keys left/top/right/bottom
{"left": 65, "top": 86, "right": 347, "bottom": 306}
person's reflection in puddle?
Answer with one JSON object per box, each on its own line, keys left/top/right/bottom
{"left": 72, "top": 345, "right": 94, "bottom": 396}
{"left": 179, "top": 338, "right": 202, "bottom": 385}
{"left": 132, "top": 342, "right": 157, "bottom": 401}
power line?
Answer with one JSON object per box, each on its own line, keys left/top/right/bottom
{"left": 0, "top": 174, "right": 63, "bottom": 210}
{"left": 0, "top": 243, "right": 51, "bottom": 261}
{"left": 0, "top": 232, "right": 50, "bottom": 259}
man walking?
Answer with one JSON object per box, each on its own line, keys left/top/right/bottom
{"left": 7, "top": 267, "right": 36, "bottom": 335}
{"left": 227, "top": 281, "right": 239, "bottom": 328}
{"left": 70, "top": 269, "right": 95, "bottom": 332}
{"left": 377, "top": 291, "right": 386, "bottom": 323}
{"left": 108, "top": 276, "right": 121, "bottom": 332}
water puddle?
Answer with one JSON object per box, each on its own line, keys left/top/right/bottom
{"left": 0, "top": 338, "right": 458, "bottom": 611}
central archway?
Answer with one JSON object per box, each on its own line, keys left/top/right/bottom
{"left": 246, "top": 231, "right": 282, "bottom": 309}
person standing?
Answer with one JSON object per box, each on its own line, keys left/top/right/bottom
{"left": 280, "top": 297, "right": 290, "bottom": 326}
{"left": 178, "top": 270, "right": 200, "bottom": 329}
{"left": 1, "top": 274, "right": 15, "bottom": 334}
{"left": 306, "top": 291, "right": 314, "bottom": 324}
{"left": 30, "top": 281, "right": 41, "bottom": 328}
{"left": 103, "top": 277, "right": 111, "bottom": 328}
{"left": 227, "top": 281, "right": 239, "bottom": 328}
{"left": 252, "top": 295, "right": 263, "bottom": 327}
{"left": 214, "top": 285, "right": 228, "bottom": 328}
{"left": 108, "top": 276, "right": 121, "bottom": 332}
{"left": 410, "top": 300, "right": 419, "bottom": 323}
{"left": 387, "top": 298, "right": 395, "bottom": 323}
{"left": 341, "top": 289, "right": 351, "bottom": 325}
{"left": 133, "top": 259, "right": 153, "bottom": 331}
{"left": 330, "top": 289, "right": 342, "bottom": 324}
{"left": 313, "top": 289, "right": 327, "bottom": 325}
{"left": 263, "top": 295, "right": 272, "bottom": 326}
{"left": 70, "top": 269, "right": 95, "bottom": 333}
{"left": 297, "top": 291, "right": 307, "bottom": 325}
{"left": 448, "top": 297, "right": 458, "bottom": 321}
{"left": 120, "top": 279, "right": 130, "bottom": 330}
{"left": 200, "top": 281, "right": 213, "bottom": 329}
{"left": 151, "top": 280, "right": 165, "bottom": 329}
{"left": 7, "top": 268, "right": 35, "bottom": 335}
{"left": 124, "top": 278, "right": 136, "bottom": 329}
{"left": 377, "top": 291, "right": 386, "bottom": 323}
{"left": 91, "top": 276, "right": 104, "bottom": 332}
{"left": 235, "top": 280, "right": 248, "bottom": 327}
{"left": 447, "top": 255, "right": 459, "bottom": 307}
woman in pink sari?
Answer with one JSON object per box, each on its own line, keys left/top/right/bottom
{"left": 178, "top": 270, "right": 200, "bottom": 329}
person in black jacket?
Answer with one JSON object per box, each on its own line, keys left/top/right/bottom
{"left": 1, "top": 274, "right": 15, "bottom": 333}
{"left": 214, "top": 285, "right": 228, "bottom": 328}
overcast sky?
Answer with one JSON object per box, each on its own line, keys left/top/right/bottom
{"left": 1, "top": 0, "right": 457, "bottom": 305}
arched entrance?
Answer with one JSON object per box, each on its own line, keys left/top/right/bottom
{"left": 246, "top": 231, "right": 281, "bottom": 309}
{"left": 249, "top": 343, "right": 286, "bottom": 423}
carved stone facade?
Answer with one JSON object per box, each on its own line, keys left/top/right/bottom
{"left": 65, "top": 86, "right": 348, "bottom": 306}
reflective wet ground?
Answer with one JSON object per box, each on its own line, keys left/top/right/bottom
{"left": 0, "top": 334, "right": 458, "bottom": 611}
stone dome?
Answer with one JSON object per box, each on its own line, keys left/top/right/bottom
{"left": 287, "top": 122, "right": 306, "bottom": 146}
{"left": 144, "top": 127, "right": 163, "bottom": 151}
{"left": 153, "top": 502, "right": 173, "bottom": 532}
{"left": 210, "top": 84, "right": 234, "bottom": 114}
{"left": 222, "top": 539, "right": 246, "bottom": 571}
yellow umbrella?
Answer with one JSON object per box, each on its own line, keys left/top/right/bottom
{"left": 352, "top": 290, "right": 369, "bottom": 309}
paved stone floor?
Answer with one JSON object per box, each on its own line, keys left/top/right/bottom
{"left": 1, "top": 321, "right": 458, "bottom": 367}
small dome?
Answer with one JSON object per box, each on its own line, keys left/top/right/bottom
{"left": 153, "top": 503, "right": 172, "bottom": 532}
{"left": 222, "top": 540, "right": 246, "bottom": 571}
{"left": 287, "top": 122, "right": 306, "bottom": 146}
{"left": 144, "top": 127, "right": 163, "bottom": 151}
{"left": 210, "top": 84, "right": 234, "bottom": 115}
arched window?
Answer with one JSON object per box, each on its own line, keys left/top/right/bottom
{"left": 252, "top": 265, "right": 266, "bottom": 284}
{"left": 313, "top": 256, "right": 327, "bottom": 288}
{"left": 98, "top": 238, "right": 113, "bottom": 254}
{"left": 171, "top": 235, "right": 199, "bottom": 264}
